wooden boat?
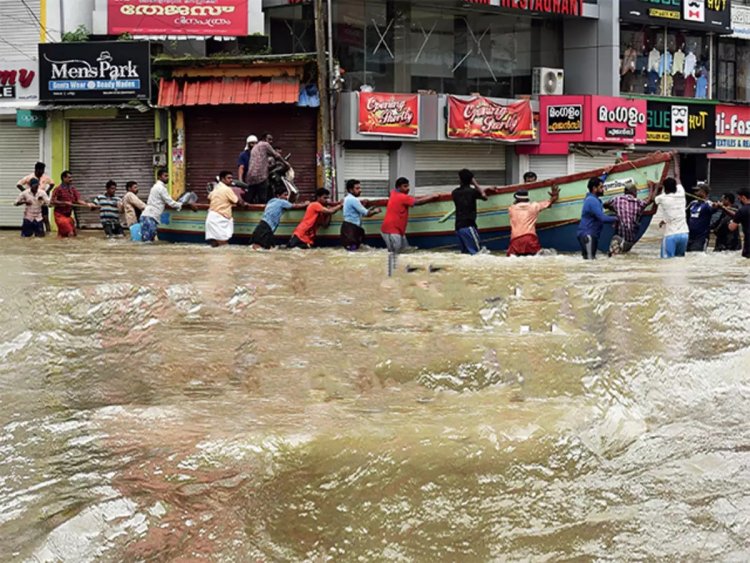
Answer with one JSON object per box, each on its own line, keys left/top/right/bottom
{"left": 158, "top": 151, "right": 672, "bottom": 252}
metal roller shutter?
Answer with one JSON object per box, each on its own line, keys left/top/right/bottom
{"left": 340, "top": 149, "right": 390, "bottom": 197}
{"left": 185, "top": 106, "right": 318, "bottom": 201}
{"left": 0, "top": 120, "right": 40, "bottom": 227}
{"left": 572, "top": 152, "right": 619, "bottom": 174}
{"left": 68, "top": 112, "right": 154, "bottom": 228}
{"left": 527, "top": 155, "right": 569, "bottom": 180}
{"left": 0, "top": 0, "right": 41, "bottom": 58}
{"left": 414, "top": 142, "right": 506, "bottom": 194}
{"left": 709, "top": 160, "right": 750, "bottom": 195}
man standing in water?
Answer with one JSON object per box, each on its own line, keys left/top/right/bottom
{"left": 451, "top": 169, "right": 488, "bottom": 255}
{"left": 140, "top": 168, "right": 189, "bottom": 242}
{"left": 686, "top": 184, "right": 715, "bottom": 252}
{"left": 15, "top": 178, "right": 50, "bottom": 237}
{"left": 93, "top": 180, "right": 123, "bottom": 237}
{"left": 288, "top": 188, "right": 342, "bottom": 249}
{"left": 205, "top": 171, "right": 243, "bottom": 247}
{"left": 577, "top": 177, "right": 617, "bottom": 260}
{"left": 654, "top": 177, "right": 690, "bottom": 259}
{"left": 251, "top": 185, "right": 309, "bottom": 249}
{"left": 523, "top": 171, "right": 538, "bottom": 183}
{"left": 712, "top": 193, "right": 740, "bottom": 252}
{"left": 50, "top": 171, "right": 96, "bottom": 238}
{"left": 507, "top": 185, "right": 560, "bottom": 256}
{"left": 380, "top": 177, "right": 438, "bottom": 255}
{"left": 729, "top": 188, "right": 750, "bottom": 258}
{"left": 121, "top": 181, "right": 146, "bottom": 230}
{"left": 341, "top": 179, "right": 381, "bottom": 251}
{"left": 605, "top": 181, "right": 656, "bottom": 255}
{"left": 17, "top": 162, "right": 53, "bottom": 232}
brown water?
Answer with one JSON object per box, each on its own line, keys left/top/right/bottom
{"left": 1, "top": 230, "right": 749, "bottom": 561}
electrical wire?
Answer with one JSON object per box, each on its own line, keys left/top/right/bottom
{"left": 18, "top": 0, "right": 56, "bottom": 42}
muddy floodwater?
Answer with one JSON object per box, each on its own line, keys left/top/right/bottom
{"left": 0, "top": 230, "right": 749, "bottom": 561}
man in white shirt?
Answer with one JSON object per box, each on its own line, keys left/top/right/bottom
{"left": 654, "top": 159, "right": 689, "bottom": 258}
{"left": 140, "top": 168, "right": 193, "bottom": 242}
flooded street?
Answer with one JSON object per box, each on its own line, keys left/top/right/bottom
{"left": 1, "top": 230, "right": 749, "bottom": 561}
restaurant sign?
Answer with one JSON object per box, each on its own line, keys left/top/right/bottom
{"left": 357, "top": 92, "right": 419, "bottom": 137}
{"left": 448, "top": 96, "right": 535, "bottom": 142}
{"left": 108, "top": 0, "right": 249, "bottom": 36}
{"left": 39, "top": 41, "right": 151, "bottom": 102}
{"left": 714, "top": 104, "right": 750, "bottom": 158}
{"left": 646, "top": 100, "right": 714, "bottom": 147}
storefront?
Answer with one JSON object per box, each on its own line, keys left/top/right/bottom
{"left": 710, "top": 103, "right": 750, "bottom": 193}
{"left": 517, "top": 95, "right": 648, "bottom": 180}
{"left": 634, "top": 98, "right": 717, "bottom": 189}
{"left": 155, "top": 56, "right": 320, "bottom": 200}
{"left": 716, "top": 4, "right": 750, "bottom": 102}
{"left": 619, "top": 0, "right": 732, "bottom": 99}
{"left": 0, "top": 60, "right": 42, "bottom": 228}
{"left": 39, "top": 41, "right": 155, "bottom": 228}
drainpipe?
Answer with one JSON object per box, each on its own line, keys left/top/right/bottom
{"left": 314, "top": 0, "right": 333, "bottom": 193}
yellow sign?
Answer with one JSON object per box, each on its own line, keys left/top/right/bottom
{"left": 647, "top": 131, "right": 671, "bottom": 142}
{"left": 649, "top": 8, "right": 680, "bottom": 19}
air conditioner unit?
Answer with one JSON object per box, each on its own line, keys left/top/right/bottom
{"left": 532, "top": 67, "right": 564, "bottom": 95}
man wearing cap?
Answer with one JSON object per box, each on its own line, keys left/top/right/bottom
{"left": 507, "top": 185, "right": 559, "bottom": 256}
{"left": 237, "top": 135, "right": 257, "bottom": 184}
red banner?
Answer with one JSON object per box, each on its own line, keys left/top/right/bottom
{"left": 107, "top": 0, "right": 248, "bottom": 36}
{"left": 447, "top": 96, "right": 535, "bottom": 142}
{"left": 357, "top": 92, "right": 419, "bottom": 137}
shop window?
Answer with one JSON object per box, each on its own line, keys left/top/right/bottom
{"left": 738, "top": 44, "right": 750, "bottom": 102}
{"left": 621, "top": 25, "right": 711, "bottom": 99}
{"left": 717, "top": 40, "right": 736, "bottom": 101}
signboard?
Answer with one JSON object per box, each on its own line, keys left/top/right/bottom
{"left": 590, "top": 96, "right": 647, "bottom": 144}
{"left": 357, "top": 92, "right": 419, "bottom": 137}
{"left": 463, "top": 0, "right": 584, "bottom": 16}
{"left": 546, "top": 104, "right": 583, "bottom": 134}
{"left": 447, "top": 96, "right": 535, "bottom": 142}
{"left": 16, "top": 110, "right": 46, "bottom": 128}
{"left": 108, "top": 0, "right": 249, "bottom": 36}
{"left": 646, "top": 100, "right": 714, "bottom": 147}
{"left": 0, "top": 61, "right": 39, "bottom": 104}
{"left": 39, "top": 41, "right": 151, "bottom": 102}
{"left": 714, "top": 104, "right": 750, "bottom": 158}
{"left": 731, "top": 4, "right": 750, "bottom": 39}
{"left": 620, "top": 0, "right": 731, "bottom": 33}
{"left": 538, "top": 95, "right": 648, "bottom": 147}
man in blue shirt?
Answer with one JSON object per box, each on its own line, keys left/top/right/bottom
{"left": 341, "top": 179, "right": 381, "bottom": 250}
{"left": 687, "top": 184, "right": 715, "bottom": 252}
{"left": 237, "top": 135, "right": 257, "bottom": 184}
{"left": 250, "top": 184, "right": 308, "bottom": 249}
{"left": 577, "top": 177, "right": 617, "bottom": 259}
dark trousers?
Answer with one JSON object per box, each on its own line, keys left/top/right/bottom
{"left": 578, "top": 234, "right": 599, "bottom": 260}
{"left": 245, "top": 179, "right": 270, "bottom": 204}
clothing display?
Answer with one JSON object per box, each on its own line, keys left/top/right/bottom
{"left": 659, "top": 51, "right": 673, "bottom": 76}
{"left": 684, "top": 51, "right": 697, "bottom": 76}
{"left": 672, "top": 48, "right": 685, "bottom": 75}
{"left": 648, "top": 48, "right": 661, "bottom": 73}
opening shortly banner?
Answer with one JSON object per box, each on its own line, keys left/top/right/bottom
{"left": 447, "top": 96, "right": 535, "bottom": 142}
{"left": 107, "top": 0, "right": 249, "bottom": 36}
{"left": 357, "top": 92, "right": 420, "bottom": 137}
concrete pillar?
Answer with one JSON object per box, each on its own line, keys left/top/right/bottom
{"left": 563, "top": 4, "right": 619, "bottom": 96}
{"left": 389, "top": 142, "right": 415, "bottom": 187}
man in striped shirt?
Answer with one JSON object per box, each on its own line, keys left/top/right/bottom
{"left": 605, "top": 181, "right": 656, "bottom": 255}
{"left": 93, "top": 180, "right": 124, "bottom": 237}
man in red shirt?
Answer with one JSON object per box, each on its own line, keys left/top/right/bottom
{"left": 380, "top": 177, "right": 438, "bottom": 254}
{"left": 288, "top": 188, "right": 343, "bottom": 249}
{"left": 50, "top": 170, "right": 96, "bottom": 238}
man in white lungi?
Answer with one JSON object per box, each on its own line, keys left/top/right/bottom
{"left": 206, "top": 171, "right": 244, "bottom": 247}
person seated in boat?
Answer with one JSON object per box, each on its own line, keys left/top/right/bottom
{"left": 341, "top": 179, "right": 382, "bottom": 251}
{"left": 451, "top": 169, "right": 488, "bottom": 255}
{"left": 507, "top": 185, "right": 560, "bottom": 257}
{"left": 288, "top": 188, "right": 343, "bottom": 249}
{"left": 380, "top": 177, "right": 439, "bottom": 255}
{"left": 605, "top": 180, "right": 656, "bottom": 256}
{"left": 523, "top": 171, "right": 537, "bottom": 183}
{"left": 251, "top": 185, "right": 309, "bottom": 250}
{"left": 205, "top": 171, "right": 248, "bottom": 247}
{"left": 577, "top": 177, "right": 617, "bottom": 260}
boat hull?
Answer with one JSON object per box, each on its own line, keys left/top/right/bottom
{"left": 158, "top": 152, "right": 671, "bottom": 253}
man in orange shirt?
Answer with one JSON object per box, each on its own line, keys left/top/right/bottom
{"left": 288, "top": 188, "right": 342, "bottom": 249}
{"left": 507, "top": 185, "right": 560, "bottom": 256}
{"left": 205, "top": 170, "right": 246, "bottom": 247}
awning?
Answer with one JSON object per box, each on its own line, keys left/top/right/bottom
{"left": 707, "top": 150, "right": 750, "bottom": 160}
{"left": 157, "top": 77, "right": 299, "bottom": 107}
